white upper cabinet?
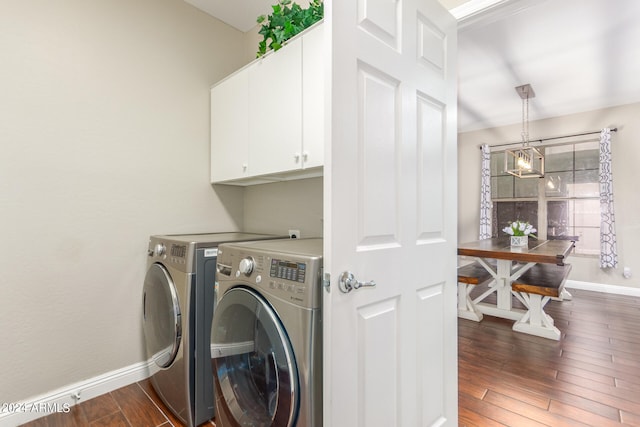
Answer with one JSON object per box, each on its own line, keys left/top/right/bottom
{"left": 248, "top": 37, "right": 303, "bottom": 177}
{"left": 210, "top": 23, "right": 324, "bottom": 185}
{"left": 210, "top": 68, "right": 249, "bottom": 183}
{"left": 301, "top": 22, "right": 324, "bottom": 170}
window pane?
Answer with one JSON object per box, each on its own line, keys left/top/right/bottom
{"left": 574, "top": 199, "right": 600, "bottom": 226}
{"left": 573, "top": 170, "right": 599, "bottom": 197}
{"left": 502, "top": 151, "right": 515, "bottom": 176}
{"left": 545, "top": 171, "right": 573, "bottom": 197}
{"left": 573, "top": 227, "right": 600, "bottom": 255}
{"left": 515, "top": 176, "right": 538, "bottom": 197}
{"left": 547, "top": 200, "right": 600, "bottom": 254}
{"left": 574, "top": 141, "right": 599, "bottom": 170}
{"left": 547, "top": 201, "right": 571, "bottom": 238}
{"left": 490, "top": 152, "right": 509, "bottom": 176}
{"left": 545, "top": 145, "right": 574, "bottom": 172}
{"left": 493, "top": 176, "right": 514, "bottom": 199}
{"left": 494, "top": 202, "right": 537, "bottom": 236}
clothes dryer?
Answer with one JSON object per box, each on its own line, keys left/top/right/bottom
{"left": 211, "top": 238, "right": 323, "bottom": 427}
{"left": 142, "top": 232, "right": 283, "bottom": 427}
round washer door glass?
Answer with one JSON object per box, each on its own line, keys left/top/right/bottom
{"left": 142, "top": 263, "right": 181, "bottom": 368}
{"left": 212, "top": 287, "right": 299, "bottom": 427}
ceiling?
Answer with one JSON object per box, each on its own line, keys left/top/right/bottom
{"left": 455, "top": 0, "right": 640, "bottom": 132}
{"left": 184, "top": 0, "right": 640, "bottom": 133}
{"left": 184, "top": 0, "right": 301, "bottom": 32}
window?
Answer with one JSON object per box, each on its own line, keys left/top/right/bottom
{"left": 490, "top": 140, "right": 600, "bottom": 255}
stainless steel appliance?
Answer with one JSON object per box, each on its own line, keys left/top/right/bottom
{"left": 142, "top": 232, "right": 283, "bottom": 427}
{"left": 211, "top": 238, "right": 323, "bottom": 427}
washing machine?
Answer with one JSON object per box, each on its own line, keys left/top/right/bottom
{"left": 211, "top": 238, "right": 323, "bottom": 427}
{"left": 142, "top": 232, "right": 284, "bottom": 427}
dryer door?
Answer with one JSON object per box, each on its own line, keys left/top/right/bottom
{"left": 212, "top": 287, "right": 299, "bottom": 427}
{"left": 142, "top": 263, "right": 181, "bottom": 368}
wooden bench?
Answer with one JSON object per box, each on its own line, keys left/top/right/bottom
{"left": 457, "top": 261, "right": 494, "bottom": 321}
{"left": 510, "top": 263, "right": 572, "bottom": 340}
{"left": 458, "top": 261, "right": 493, "bottom": 285}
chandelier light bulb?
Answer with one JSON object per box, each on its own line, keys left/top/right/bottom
{"left": 516, "top": 151, "right": 532, "bottom": 170}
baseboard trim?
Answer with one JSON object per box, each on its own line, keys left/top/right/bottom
{"left": 0, "top": 360, "right": 155, "bottom": 427}
{"left": 566, "top": 280, "right": 640, "bottom": 297}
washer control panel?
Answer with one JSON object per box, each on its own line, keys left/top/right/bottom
{"left": 266, "top": 257, "right": 310, "bottom": 304}
{"left": 270, "top": 259, "right": 306, "bottom": 283}
{"left": 216, "top": 239, "right": 323, "bottom": 310}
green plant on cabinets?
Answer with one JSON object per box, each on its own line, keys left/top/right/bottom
{"left": 256, "top": 0, "right": 323, "bottom": 57}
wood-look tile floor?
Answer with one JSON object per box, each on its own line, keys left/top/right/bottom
{"left": 20, "top": 378, "right": 215, "bottom": 427}
{"left": 459, "top": 287, "right": 640, "bottom": 426}
{"left": 21, "top": 288, "right": 640, "bottom": 426}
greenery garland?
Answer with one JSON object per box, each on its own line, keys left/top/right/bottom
{"left": 256, "top": 0, "right": 323, "bottom": 57}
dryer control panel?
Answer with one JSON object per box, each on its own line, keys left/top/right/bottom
{"left": 147, "top": 237, "right": 195, "bottom": 273}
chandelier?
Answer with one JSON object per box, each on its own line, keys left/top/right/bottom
{"left": 504, "top": 84, "right": 544, "bottom": 178}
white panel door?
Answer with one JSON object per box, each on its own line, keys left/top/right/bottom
{"left": 323, "top": 0, "right": 458, "bottom": 425}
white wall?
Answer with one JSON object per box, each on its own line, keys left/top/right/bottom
{"left": 243, "top": 177, "right": 324, "bottom": 238}
{"left": 0, "top": 0, "right": 248, "bottom": 403}
{"left": 458, "top": 102, "right": 640, "bottom": 288}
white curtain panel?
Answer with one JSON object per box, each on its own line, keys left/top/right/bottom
{"left": 599, "top": 128, "right": 618, "bottom": 268}
{"left": 479, "top": 144, "right": 492, "bottom": 239}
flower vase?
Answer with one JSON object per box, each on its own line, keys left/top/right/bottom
{"left": 510, "top": 235, "right": 528, "bottom": 247}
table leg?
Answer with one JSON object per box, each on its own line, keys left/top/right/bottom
{"left": 472, "top": 258, "right": 524, "bottom": 321}
{"left": 457, "top": 282, "right": 483, "bottom": 321}
{"left": 495, "top": 259, "right": 513, "bottom": 311}
{"left": 512, "top": 292, "right": 561, "bottom": 340}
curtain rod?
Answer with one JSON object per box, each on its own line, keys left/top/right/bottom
{"left": 481, "top": 128, "right": 618, "bottom": 149}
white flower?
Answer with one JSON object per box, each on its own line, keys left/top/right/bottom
{"left": 503, "top": 220, "right": 537, "bottom": 238}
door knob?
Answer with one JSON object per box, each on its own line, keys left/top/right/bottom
{"left": 339, "top": 271, "right": 376, "bottom": 293}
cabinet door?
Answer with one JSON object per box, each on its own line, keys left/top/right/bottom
{"left": 248, "top": 38, "right": 303, "bottom": 177}
{"left": 302, "top": 24, "right": 324, "bottom": 170}
{"left": 211, "top": 68, "right": 249, "bottom": 183}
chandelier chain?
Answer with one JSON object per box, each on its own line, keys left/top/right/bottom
{"left": 521, "top": 95, "right": 529, "bottom": 146}
{"left": 506, "top": 83, "right": 544, "bottom": 178}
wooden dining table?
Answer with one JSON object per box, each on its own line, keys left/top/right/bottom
{"left": 457, "top": 237, "right": 575, "bottom": 339}
{"left": 458, "top": 237, "right": 574, "bottom": 267}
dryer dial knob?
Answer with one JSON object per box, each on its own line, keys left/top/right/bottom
{"left": 153, "top": 243, "right": 166, "bottom": 257}
{"left": 238, "top": 257, "right": 254, "bottom": 275}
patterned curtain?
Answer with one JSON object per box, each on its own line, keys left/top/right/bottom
{"left": 479, "top": 144, "right": 492, "bottom": 239}
{"left": 599, "top": 128, "right": 618, "bottom": 268}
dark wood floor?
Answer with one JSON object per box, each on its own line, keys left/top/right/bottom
{"left": 20, "top": 378, "right": 215, "bottom": 427}
{"left": 460, "top": 288, "right": 640, "bottom": 426}
{"left": 21, "top": 288, "right": 640, "bottom": 427}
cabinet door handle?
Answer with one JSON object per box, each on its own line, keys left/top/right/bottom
{"left": 294, "top": 153, "right": 301, "bottom": 163}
